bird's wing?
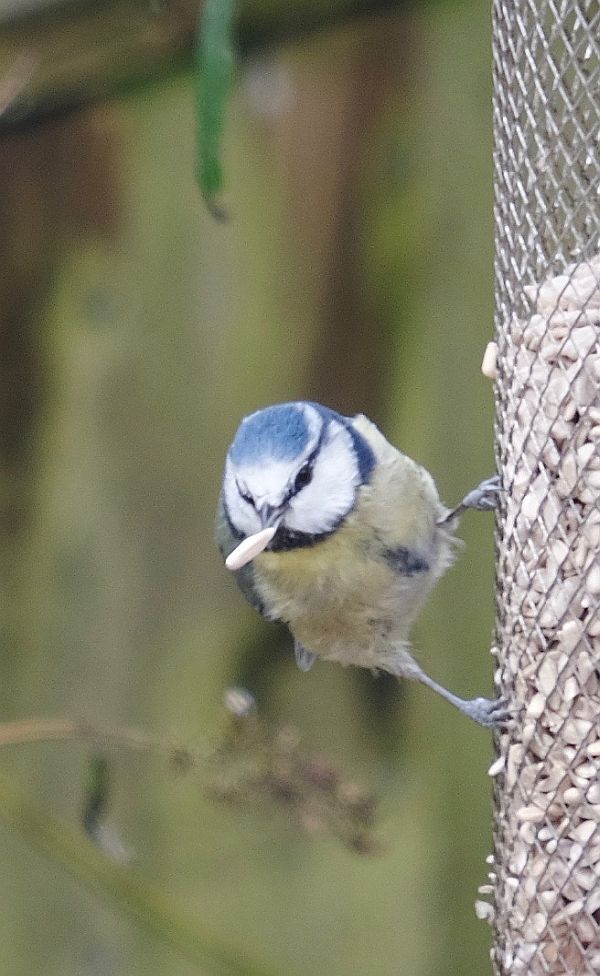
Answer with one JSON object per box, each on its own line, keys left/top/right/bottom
{"left": 350, "top": 412, "right": 450, "bottom": 549}
{"left": 350, "top": 413, "right": 402, "bottom": 466}
{"left": 215, "top": 492, "right": 267, "bottom": 615}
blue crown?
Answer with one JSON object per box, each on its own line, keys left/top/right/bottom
{"left": 229, "top": 403, "right": 310, "bottom": 464}
{"left": 229, "top": 401, "right": 376, "bottom": 483}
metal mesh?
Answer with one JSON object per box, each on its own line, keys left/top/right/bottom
{"left": 487, "top": 0, "right": 600, "bottom": 973}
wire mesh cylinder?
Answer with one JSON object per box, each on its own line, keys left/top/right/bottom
{"left": 491, "top": 1, "right": 600, "bottom": 973}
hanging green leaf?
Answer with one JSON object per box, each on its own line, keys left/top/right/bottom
{"left": 195, "top": 0, "right": 237, "bottom": 220}
{"left": 82, "top": 753, "right": 110, "bottom": 839}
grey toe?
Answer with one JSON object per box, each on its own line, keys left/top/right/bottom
{"left": 462, "top": 695, "right": 513, "bottom": 728}
{"left": 462, "top": 475, "right": 502, "bottom": 512}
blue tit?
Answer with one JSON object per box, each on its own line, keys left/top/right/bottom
{"left": 216, "top": 401, "right": 508, "bottom": 727}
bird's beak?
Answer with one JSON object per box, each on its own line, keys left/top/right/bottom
{"left": 225, "top": 525, "right": 278, "bottom": 571}
{"left": 256, "top": 502, "right": 280, "bottom": 529}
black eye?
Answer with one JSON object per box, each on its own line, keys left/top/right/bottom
{"left": 294, "top": 463, "right": 313, "bottom": 492}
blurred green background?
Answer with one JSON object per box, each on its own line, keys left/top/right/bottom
{"left": 0, "top": 1, "right": 497, "bottom": 973}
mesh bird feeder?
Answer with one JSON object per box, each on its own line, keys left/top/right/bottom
{"left": 480, "top": 1, "right": 600, "bottom": 973}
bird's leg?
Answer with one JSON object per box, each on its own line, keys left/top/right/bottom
{"left": 437, "top": 474, "right": 502, "bottom": 527}
{"left": 294, "top": 639, "right": 317, "bottom": 672}
{"left": 384, "top": 647, "right": 512, "bottom": 727}
{"left": 410, "top": 663, "right": 511, "bottom": 728}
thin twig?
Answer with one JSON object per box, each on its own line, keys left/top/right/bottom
{"left": 0, "top": 717, "right": 207, "bottom": 764}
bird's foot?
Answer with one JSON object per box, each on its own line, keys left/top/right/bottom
{"left": 437, "top": 475, "right": 502, "bottom": 526}
{"left": 459, "top": 695, "right": 513, "bottom": 728}
{"left": 460, "top": 474, "right": 502, "bottom": 512}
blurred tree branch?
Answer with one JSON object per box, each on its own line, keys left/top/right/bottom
{"left": 0, "top": 705, "right": 379, "bottom": 968}
{"left": 0, "top": 702, "right": 380, "bottom": 851}
{"left": 0, "top": 715, "right": 189, "bottom": 753}
{"left": 0, "top": 0, "right": 407, "bottom": 129}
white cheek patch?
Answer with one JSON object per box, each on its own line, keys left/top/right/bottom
{"left": 285, "top": 422, "right": 360, "bottom": 535}
{"left": 223, "top": 460, "right": 262, "bottom": 537}
{"left": 225, "top": 527, "right": 277, "bottom": 570}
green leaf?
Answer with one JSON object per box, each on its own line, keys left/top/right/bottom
{"left": 82, "top": 753, "right": 110, "bottom": 837}
{"left": 196, "top": 0, "right": 237, "bottom": 220}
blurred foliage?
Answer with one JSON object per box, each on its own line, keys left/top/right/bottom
{"left": 82, "top": 754, "right": 111, "bottom": 841}
{"left": 0, "top": 1, "right": 496, "bottom": 974}
{"left": 208, "top": 690, "right": 380, "bottom": 855}
{"left": 0, "top": 770, "right": 278, "bottom": 976}
{"left": 0, "top": 695, "right": 379, "bottom": 973}
{"left": 196, "top": 0, "right": 237, "bottom": 217}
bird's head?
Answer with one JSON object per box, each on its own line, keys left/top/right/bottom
{"left": 222, "top": 402, "right": 375, "bottom": 569}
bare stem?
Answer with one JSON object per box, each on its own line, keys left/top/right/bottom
{"left": 0, "top": 717, "right": 206, "bottom": 763}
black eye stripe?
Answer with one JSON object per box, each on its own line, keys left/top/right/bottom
{"left": 294, "top": 463, "right": 313, "bottom": 492}
{"left": 236, "top": 480, "right": 255, "bottom": 507}
{"left": 235, "top": 425, "right": 326, "bottom": 511}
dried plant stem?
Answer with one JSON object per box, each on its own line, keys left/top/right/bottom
{"left": 0, "top": 717, "right": 205, "bottom": 762}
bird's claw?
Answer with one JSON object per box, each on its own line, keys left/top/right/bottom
{"left": 461, "top": 695, "right": 514, "bottom": 729}
{"left": 461, "top": 475, "right": 502, "bottom": 513}
{"left": 437, "top": 475, "right": 502, "bottom": 527}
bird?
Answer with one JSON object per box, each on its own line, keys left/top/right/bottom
{"left": 215, "top": 401, "right": 509, "bottom": 727}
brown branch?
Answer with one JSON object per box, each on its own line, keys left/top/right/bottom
{"left": 0, "top": 0, "right": 407, "bottom": 129}
{"left": 0, "top": 717, "right": 82, "bottom": 746}
{"left": 0, "top": 716, "right": 205, "bottom": 763}
{"left": 0, "top": 710, "right": 380, "bottom": 853}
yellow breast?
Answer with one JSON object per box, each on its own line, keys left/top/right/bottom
{"left": 252, "top": 438, "right": 451, "bottom": 666}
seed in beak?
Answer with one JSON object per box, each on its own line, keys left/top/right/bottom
{"left": 225, "top": 526, "right": 277, "bottom": 571}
